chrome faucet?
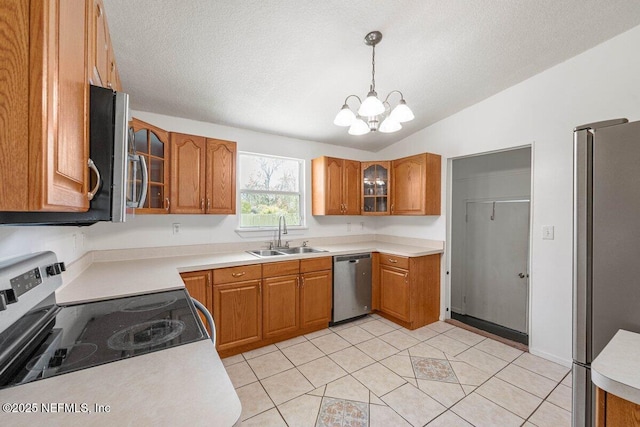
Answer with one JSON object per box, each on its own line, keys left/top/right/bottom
{"left": 276, "top": 215, "right": 288, "bottom": 248}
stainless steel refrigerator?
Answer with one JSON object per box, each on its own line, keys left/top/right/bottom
{"left": 573, "top": 118, "right": 640, "bottom": 426}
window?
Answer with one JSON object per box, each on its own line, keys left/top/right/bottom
{"left": 238, "top": 152, "right": 304, "bottom": 228}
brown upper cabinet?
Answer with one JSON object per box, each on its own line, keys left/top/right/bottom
{"left": 0, "top": 0, "right": 90, "bottom": 212}
{"left": 312, "top": 157, "right": 361, "bottom": 215}
{"left": 391, "top": 153, "right": 441, "bottom": 215}
{"left": 88, "top": 0, "right": 120, "bottom": 90}
{"left": 170, "top": 133, "right": 236, "bottom": 214}
{"left": 361, "top": 161, "right": 391, "bottom": 215}
{"left": 131, "top": 118, "right": 170, "bottom": 213}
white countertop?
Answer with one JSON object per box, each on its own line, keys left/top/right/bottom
{"left": 0, "top": 240, "right": 440, "bottom": 426}
{"left": 592, "top": 329, "right": 640, "bottom": 405}
{"left": 0, "top": 340, "right": 241, "bottom": 427}
{"left": 56, "top": 240, "right": 443, "bottom": 304}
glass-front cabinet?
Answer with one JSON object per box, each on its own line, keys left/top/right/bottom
{"left": 361, "top": 161, "right": 390, "bottom": 215}
{"left": 130, "top": 118, "right": 170, "bottom": 213}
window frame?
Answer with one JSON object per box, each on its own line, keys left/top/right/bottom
{"left": 237, "top": 151, "right": 306, "bottom": 230}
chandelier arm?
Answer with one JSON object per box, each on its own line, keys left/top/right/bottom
{"left": 382, "top": 90, "right": 405, "bottom": 104}
{"left": 343, "top": 94, "right": 362, "bottom": 108}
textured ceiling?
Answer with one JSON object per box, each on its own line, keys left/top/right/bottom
{"left": 103, "top": 0, "right": 640, "bottom": 152}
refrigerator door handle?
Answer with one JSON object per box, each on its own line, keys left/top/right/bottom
{"left": 573, "top": 128, "right": 592, "bottom": 364}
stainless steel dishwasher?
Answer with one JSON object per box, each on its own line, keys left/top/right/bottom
{"left": 332, "top": 253, "right": 372, "bottom": 324}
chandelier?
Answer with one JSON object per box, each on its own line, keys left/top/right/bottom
{"left": 334, "top": 31, "right": 414, "bottom": 135}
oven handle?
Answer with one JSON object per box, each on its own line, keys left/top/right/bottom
{"left": 191, "top": 298, "right": 216, "bottom": 346}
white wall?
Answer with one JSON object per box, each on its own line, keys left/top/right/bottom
{"left": 450, "top": 148, "right": 531, "bottom": 314}
{"left": 0, "top": 226, "right": 88, "bottom": 264}
{"left": 87, "top": 112, "right": 378, "bottom": 250}
{"left": 376, "top": 25, "right": 640, "bottom": 365}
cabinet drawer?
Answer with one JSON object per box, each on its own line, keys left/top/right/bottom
{"left": 379, "top": 253, "right": 409, "bottom": 270}
{"left": 300, "top": 257, "right": 332, "bottom": 273}
{"left": 262, "top": 260, "right": 300, "bottom": 277}
{"left": 213, "top": 264, "right": 261, "bottom": 284}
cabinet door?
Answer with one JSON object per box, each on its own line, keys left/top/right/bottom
{"left": 181, "top": 271, "right": 212, "bottom": 334}
{"left": 325, "top": 157, "right": 345, "bottom": 215}
{"left": 170, "top": 132, "right": 206, "bottom": 213}
{"left": 213, "top": 279, "right": 262, "bottom": 351}
{"left": 391, "top": 153, "right": 441, "bottom": 215}
{"left": 131, "top": 118, "right": 170, "bottom": 213}
{"left": 380, "top": 265, "right": 411, "bottom": 322}
{"left": 362, "top": 162, "right": 390, "bottom": 215}
{"left": 300, "top": 270, "right": 332, "bottom": 329}
{"left": 342, "top": 160, "right": 361, "bottom": 215}
{"left": 263, "top": 275, "right": 299, "bottom": 338}
{"left": 205, "top": 139, "right": 236, "bottom": 214}
{"left": 89, "top": 0, "right": 109, "bottom": 87}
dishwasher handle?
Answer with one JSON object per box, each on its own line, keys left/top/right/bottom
{"left": 192, "top": 297, "right": 216, "bottom": 346}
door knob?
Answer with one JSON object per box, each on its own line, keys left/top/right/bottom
{"left": 518, "top": 273, "right": 526, "bottom": 278}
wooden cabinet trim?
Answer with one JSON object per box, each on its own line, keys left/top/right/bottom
{"left": 379, "top": 253, "right": 410, "bottom": 269}
{"left": 262, "top": 260, "right": 300, "bottom": 277}
{"left": 300, "top": 257, "right": 332, "bottom": 273}
{"left": 213, "top": 264, "right": 262, "bottom": 284}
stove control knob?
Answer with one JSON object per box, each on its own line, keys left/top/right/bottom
{"left": 46, "top": 262, "right": 66, "bottom": 276}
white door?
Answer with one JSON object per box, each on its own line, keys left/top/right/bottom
{"left": 464, "top": 200, "right": 529, "bottom": 333}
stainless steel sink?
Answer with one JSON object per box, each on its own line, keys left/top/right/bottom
{"left": 246, "top": 247, "right": 327, "bottom": 258}
{"left": 277, "top": 247, "right": 327, "bottom": 254}
{"left": 246, "top": 249, "right": 286, "bottom": 257}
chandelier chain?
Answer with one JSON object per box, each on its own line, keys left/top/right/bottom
{"left": 371, "top": 45, "right": 376, "bottom": 92}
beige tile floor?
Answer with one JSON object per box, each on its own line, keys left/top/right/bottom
{"left": 223, "top": 315, "right": 572, "bottom": 427}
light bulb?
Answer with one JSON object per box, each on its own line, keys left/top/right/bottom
{"left": 379, "top": 117, "right": 402, "bottom": 133}
{"left": 358, "top": 91, "right": 385, "bottom": 117}
{"left": 348, "top": 118, "right": 370, "bottom": 135}
{"left": 333, "top": 104, "right": 356, "bottom": 126}
{"left": 389, "top": 99, "right": 414, "bottom": 123}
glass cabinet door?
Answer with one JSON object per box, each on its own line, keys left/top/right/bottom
{"left": 130, "top": 118, "right": 170, "bottom": 213}
{"left": 362, "top": 161, "right": 390, "bottom": 215}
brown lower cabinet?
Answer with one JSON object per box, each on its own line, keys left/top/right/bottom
{"left": 596, "top": 386, "right": 640, "bottom": 426}
{"left": 374, "top": 253, "right": 441, "bottom": 330}
{"left": 183, "top": 257, "right": 333, "bottom": 357}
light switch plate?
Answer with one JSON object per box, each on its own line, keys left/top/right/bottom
{"left": 542, "top": 225, "right": 554, "bottom": 240}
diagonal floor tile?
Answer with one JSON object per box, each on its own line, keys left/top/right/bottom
{"left": 261, "top": 368, "right": 314, "bottom": 405}
{"left": 298, "top": 356, "right": 348, "bottom": 388}
{"left": 513, "top": 352, "right": 570, "bottom": 382}
{"left": 329, "top": 346, "right": 376, "bottom": 373}
{"left": 275, "top": 335, "right": 307, "bottom": 350}
{"left": 547, "top": 384, "right": 572, "bottom": 411}
{"left": 382, "top": 383, "right": 446, "bottom": 426}
{"left": 316, "top": 397, "right": 369, "bottom": 427}
{"left": 427, "top": 410, "right": 473, "bottom": 426}
{"left": 370, "top": 404, "right": 412, "bottom": 427}
{"left": 402, "top": 325, "right": 440, "bottom": 341}
{"left": 243, "top": 344, "right": 279, "bottom": 360}
{"left": 448, "top": 361, "right": 492, "bottom": 386}
{"left": 242, "top": 407, "right": 287, "bottom": 427}
{"left": 221, "top": 354, "right": 245, "bottom": 367}
{"left": 528, "top": 401, "right": 571, "bottom": 426}
{"left": 454, "top": 347, "right": 509, "bottom": 376}
{"left": 451, "top": 393, "right": 524, "bottom": 427}
{"left": 408, "top": 342, "right": 447, "bottom": 359}
{"left": 412, "top": 357, "right": 458, "bottom": 383}
{"left": 281, "top": 341, "right": 324, "bottom": 366}
{"left": 310, "top": 333, "right": 351, "bottom": 355}
{"left": 359, "top": 320, "right": 396, "bottom": 336}
{"left": 379, "top": 330, "right": 421, "bottom": 350}
{"left": 324, "top": 375, "right": 370, "bottom": 403}
{"left": 474, "top": 338, "right": 524, "bottom": 362}
{"left": 417, "top": 379, "right": 466, "bottom": 408}
{"left": 444, "top": 327, "right": 486, "bottom": 346}
{"left": 475, "top": 377, "right": 542, "bottom": 419}
{"left": 381, "top": 354, "right": 415, "bottom": 378}
{"left": 246, "top": 350, "right": 294, "bottom": 379}
{"left": 352, "top": 362, "right": 406, "bottom": 397}
{"left": 278, "top": 393, "right": 322, "bottom": 427}
{"left": 427, "top": 321, "right": 456, "bottom": 333}
{"left": 495, "top": 363, "right": 557, "bottom": 398}
{"left": 336, "top": 325, "right": 376, "bottom": 345}
{"left": 356, "top": 337, "right": 400, "bottom": 361}
{"left": 225, "top": 360, "right": 258, "bottom": 388}
{"left": 426, "top": 334, "right": 470, "bottom": 356}
{"left": 236, "top": 382, "right": 274, "bottom": 421}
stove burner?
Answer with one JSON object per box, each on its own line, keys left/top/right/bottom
{"left": 107, "top": 319, "right": 185, "bottom": 351}
{"left": 120, "top": 294, "right": 178, "bottom": 312}
{"left": 26, "top": 343, "right": 98, "bottom": 372}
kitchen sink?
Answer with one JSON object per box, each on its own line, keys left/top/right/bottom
{"left": 277, "top": 247, "right": 327, "bottom": 254}
{"left": 246, "top": 247, "right": 328, "bottom": 258}
{"left": 247, "top": 249, "right": 286, "bottom": 257}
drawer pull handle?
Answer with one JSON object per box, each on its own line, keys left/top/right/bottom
{"left": 231, "top": 272, "right": 246, "bottom": 278}
{"left": 388, "top": 259, "right": 398, "bottom": 263}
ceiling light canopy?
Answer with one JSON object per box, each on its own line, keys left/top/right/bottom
{"left": 334, "top": 31, "right": 414, "bottom": 135}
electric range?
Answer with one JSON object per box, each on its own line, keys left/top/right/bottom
{"left": 0, "top": 252, "right": 207, "bottom": 390}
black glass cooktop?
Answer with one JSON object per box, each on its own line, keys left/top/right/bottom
{"left": 0, "top": 289, "right": 206, "bottom": 388}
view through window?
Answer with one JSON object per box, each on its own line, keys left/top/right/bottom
{"left": 238, "top": 153, "right": 304, "bottom": 228}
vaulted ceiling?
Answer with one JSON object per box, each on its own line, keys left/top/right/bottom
{"left": 104, "top": 0, "right": 640, "bottom": 151}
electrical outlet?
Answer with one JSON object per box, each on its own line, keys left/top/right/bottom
{"left": 172, "top": 223, "right": 181, "bottom": 234}
{"left": 542, "top": 225, "right": 554, "bottom": 240}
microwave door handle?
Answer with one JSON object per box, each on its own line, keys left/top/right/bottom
{"left": 136, "top": 155, "right": 148, "bottom": 208}
{"left": 126, "top": 154, "right": 138, "bottom": 208}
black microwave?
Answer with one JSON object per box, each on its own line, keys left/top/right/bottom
{"left": 0, "top": 86, "right": 147, "bottom": 226}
